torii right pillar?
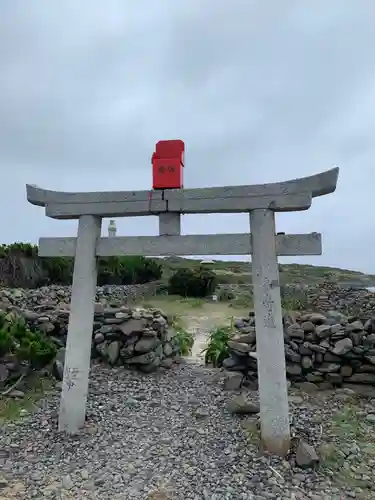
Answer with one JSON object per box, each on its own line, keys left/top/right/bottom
{"left": 250, "top": 208, "right": 290, "bottom": 455}
{"left": 248, "top": 168, "right": 339, "bottom": 456}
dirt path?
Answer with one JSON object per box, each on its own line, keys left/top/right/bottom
{"left": 137, "top": 297, "right": 247, "bottom": 364}
{"left": 182, "top": 311, "right": 232, "bottom": 363}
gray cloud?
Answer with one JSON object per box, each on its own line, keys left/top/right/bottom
{"left": 1, "top": 0, "right": 374, "bottom": 272}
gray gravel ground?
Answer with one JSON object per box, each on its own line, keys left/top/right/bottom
{"left": 0, "top": 361, "right": 362, "bottom": 499}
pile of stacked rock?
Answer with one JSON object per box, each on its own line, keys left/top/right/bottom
{"left": 306, "top": 282, "right": 375, "bottom": 318}
{"left": 0, "top": 286, "right": 180, "bottom": 388}
{"left": 223, "top": 309, "right": 375, "bottom": 388}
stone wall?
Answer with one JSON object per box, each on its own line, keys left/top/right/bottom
{"left": 0, "top": 282, "right": 165, "bottom": 309}
{"left": 277, "top": 282, "right": 375, "bottom": 319}
{"left": 217, "top": 281, "right": 375, "bottom": 318}
{"left": 98, "top": 281, "right": 166, "bottom": 303}
{"left": 305, "top": 282, "right": 375, "bottom": 318}
{"left": 0, "top": 286, "right": 180, "bottom": 389}
{"left": 224, "top": 310, "right": 375, "bottom": 388}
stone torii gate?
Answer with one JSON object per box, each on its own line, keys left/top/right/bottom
{"left": 26, "top": 166, "right": 339, "bottom": 456}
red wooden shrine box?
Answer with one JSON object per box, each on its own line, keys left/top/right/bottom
{"left": 152, "top": 139, "right": 185, "bottom": 190}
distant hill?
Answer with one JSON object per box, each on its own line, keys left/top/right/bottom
{"left": 154, "top": 257, "right": 375, "bottom": 287}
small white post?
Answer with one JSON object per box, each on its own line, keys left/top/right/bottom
{"left": 249, "top": 209, "right": 290, "bottom": 456}
{"left": 108, "top": 219, "right": 117, "bottom": 238}
{"left": 59, "top": 215, "right": 102, "bottom": 433}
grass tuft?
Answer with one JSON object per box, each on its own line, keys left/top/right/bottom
{"left": 0, "top": 375, "right": 56, "bottom": 422}
{"left": 171, "top": 316, "right": 194, "bottom": 356}
{"left": 319, "top": 404, "right": 375, "bottom": 492}
{"left": 202, "top": 322, "right": 235, "bottom": 367}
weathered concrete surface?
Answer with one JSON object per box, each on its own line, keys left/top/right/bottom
{"left": 27, "top": 168, "right": 338, "bottom": 208}
{"left": 26, "top": 167, "right": 339, "bottom": 220}
{"left": 45, "top": 200, "right": 167, "bottom": 219}
{"left": 58, "top": 215, "right": 101, "bottom": 433}
{"left": 159, "top": 213, "right": 181, "bottom": 236}
{"left": 163, "top": 167, "right": 339, "bottom": 199}
{"left": 250, "top": 209, "right": 290, "bottom": 456}
{"left": 38, "top": 233, "right": 322, "bottom": 257}
{"left": 26, "top": 184, "right": 164, "bottom": 205}
{"left": 166, "top": 193, "right": 312, "bottom": 213}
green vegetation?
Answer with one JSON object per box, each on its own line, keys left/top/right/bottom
{"left": 0, "top": 376, "right": 55, "bottom": 422}
{"left": 0, "top": 242, "right": 38, "bottom": 258}
{"left": 96, "top": 255, "right": 162, "bottom": 285}
{"left": 178, "top": 297, "right": 204, "bottom": 308}
{"left": 217, "top": 288, "right": 236, "bottom": 302}
{"left": 242, "top": 418, "right": 261, "bottom": 444}
{"left": 281, "top": 296, "right": 307, "bottom": 311}
{"left": 202, "top": 323, "right": 235, "bottom": 367}
{"left": 155, "top": 256, "right": 375, "bottom": 287}
{"left": 2, "top": 242, "right": 375, "bottom": 290}
{"left": 319, "top": 404, "right": 375, "bottom": 493}
{"left": 171, "top": 316, "right": 194, "bottom": 356}
{"left": 168, "top": 267, "right": 217, "bottom": 298}
{"left": 228, "top": 295, "right": 254, "bottom": 309}
{"left": 0, "top": 310, "right": 58, "bottom": 420}
{"left": 0, "top": 242, "right": 163, "bottom": 287}
{"left": 0, "top": 311, "right": 57, "bottom": 368}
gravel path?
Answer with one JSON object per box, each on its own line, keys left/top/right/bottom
{"left": 0, "top": 361, "right": 359, "bottom": 500}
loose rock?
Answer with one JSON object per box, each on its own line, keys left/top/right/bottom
{"left": 295, "top": 439, "right": 320, "bottom": 468}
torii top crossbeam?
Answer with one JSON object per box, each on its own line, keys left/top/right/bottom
{"left": 26, "top": 167, "right": 339, "bottom": 219}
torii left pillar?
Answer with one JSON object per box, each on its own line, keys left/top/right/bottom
{"left": 59, "top": 215, "right": 101, "bottom": 432}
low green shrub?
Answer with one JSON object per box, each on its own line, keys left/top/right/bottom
{"left": 155, "top": 283, "right": 169, "bottom": 295}
{"left": 97, "top": 255, "right": 163, "bottom": 285}
{"left": 281, "top": 297, "right": 307, "bottom": 311}
{"left": 0, "top": 242, "right": 163, "bottom": 287}
{"left": 229, "top": 295, "right": 254, "bottom": 309}
{"left": 0, "top": 242, "right": 38, "bottom": 258}
{"left": 202, "top": 323, "right": 235, "bottom": 367}
{"left": 40, "top": 256, "right": 74, "bottom": 285}
{"left": 217, "top": 289, "right": 236, "bottom": 301}
{"left": 168, "top": 267, "right": 217, "bottom": 298}
{"left": 0, "top": 312, "right": 57, "bottom": 369}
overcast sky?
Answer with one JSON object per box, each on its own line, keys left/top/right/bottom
{"left": 1, "top": 1, "right": 374, "bottom": 273}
